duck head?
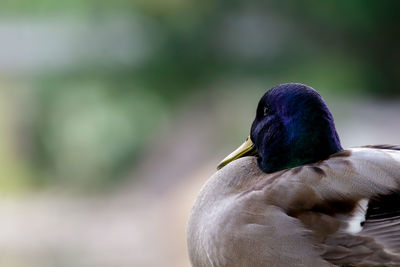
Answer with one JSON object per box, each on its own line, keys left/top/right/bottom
{"left": 217, "top": 83, "right": 343, "bottom": 173}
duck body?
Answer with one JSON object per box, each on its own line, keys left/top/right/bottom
{"left": 188, "top": 147, "right": 400, "bottom": 266}
{"left": 187, "top": 83, "right": 400, "bottom": 266}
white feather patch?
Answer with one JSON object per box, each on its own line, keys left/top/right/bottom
{"left": 346, "top": 198, "right": 369, "bottom": 234}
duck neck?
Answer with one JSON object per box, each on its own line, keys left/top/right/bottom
{"left": 258, "top": 117, "right": 343, "bottom": 173}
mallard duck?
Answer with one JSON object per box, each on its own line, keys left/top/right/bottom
{"left": 187, "top": 83, "right": 400, "bottom": 266}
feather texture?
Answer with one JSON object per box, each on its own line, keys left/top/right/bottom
{"left": 187, "top": 147, "right": 400, "bottom": 266}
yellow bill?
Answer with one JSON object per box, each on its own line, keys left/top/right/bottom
{"left": 217, "top": 136, "right": 258, "bottom": 170}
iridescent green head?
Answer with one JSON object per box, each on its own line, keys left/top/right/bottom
{"left": 218, "top": 83, "right": 342, "bottom": 173}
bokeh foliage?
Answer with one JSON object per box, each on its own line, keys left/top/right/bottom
{"left": 1, "top": 0, "right": 399, "bottom": 190}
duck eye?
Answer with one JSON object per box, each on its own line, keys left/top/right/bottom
{"left": 263, "top": 106, "right": 269, "bottom": 116}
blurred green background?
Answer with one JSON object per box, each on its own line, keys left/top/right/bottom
{"left": 1, "top": 1, "right": 400, "bottom": 266}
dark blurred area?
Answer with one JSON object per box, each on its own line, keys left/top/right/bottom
{"left": 1, "top": 1, "right": 400, "bottom": 266}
